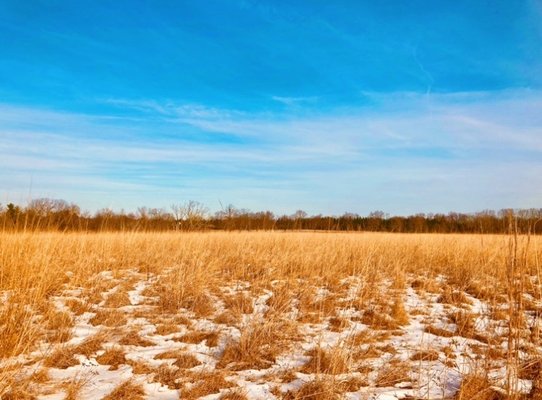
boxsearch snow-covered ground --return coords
[2,269,541,399]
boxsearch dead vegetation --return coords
[453,374,501,400]
[284,378,341,400]
[375,360,411,387]
[173,353,201,369]
[95,347,127,370]
[90,309,127,327]
[72,331,107,357]
[218,323,289,370]
[182,371,233,399]
[119,330,155,347]
[43,346,79,369]
[1,231,541,399]
[410,349,440,361]
[103,379,145,400]
[223,292,254,314]
[301,347,350,375]
[152,364,183,389]
[176,330,220,346]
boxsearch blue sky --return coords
[1,1,541,215]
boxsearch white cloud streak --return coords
[1,89,541,214]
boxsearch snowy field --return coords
[1,232,541,399]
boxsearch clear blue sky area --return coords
[1,1,541,215]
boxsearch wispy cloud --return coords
[1,89,542,214]
[146,89,542,153]
[271,95,319,106]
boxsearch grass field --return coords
[1,231,542,399]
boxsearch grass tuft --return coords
[103,380,145,400]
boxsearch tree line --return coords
[1,198,541,234]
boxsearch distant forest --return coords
[1,198,541,234]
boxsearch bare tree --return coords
[292,210,307,230]
[171,201,208,231]
[215,204,239,230]
[26,198,80,230]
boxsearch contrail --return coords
[413,44,434,95]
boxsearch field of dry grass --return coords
[1,231,542,399]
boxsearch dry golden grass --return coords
[173,353,201,369]
[375,360,411,387]
[390,297,410,326]
[221,319,298,372]
[346,329,391,346]
[284,378,341,400]
[410,277,440,292]
[266,284,293,315]
[119,330,155,347]
[328,316,350,332]
[360,308,399,330]
[1,367,52,400]
[104,290,131,308]
[47,327,72,343]
[176,330,220,346]
[45,310,74,331]
[453,374,501,400]
[182,371,233,399]
[61,376,87,400]
[30,368,50,384]
[223,292,254,314]
[154,349,200,368]
[72,331,108,357]
[95,347,127,370]
[1,231,541,398]
[410,349,440,361]
[438,286,473,306]
[424,325,455,338]
[154,323,181,335]
[354,344,382,360]
[448,310,491,343]
[214,310,241,325]
[154,349,185,359]
[218,323,282,370]
[0,301,41,358]
[152,364,183,389]
[531,365,542,400]
[1,387,38,400]
[65,298,91,315]
[220,390,248,400]
[155,274,215,317]
[301,346,351,375]
[89,308,128,327]
[126,359,154,375]
[43,345,79,369]
[103,379,145,400]
[298,291,337,318]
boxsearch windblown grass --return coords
[0,231,541,397]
